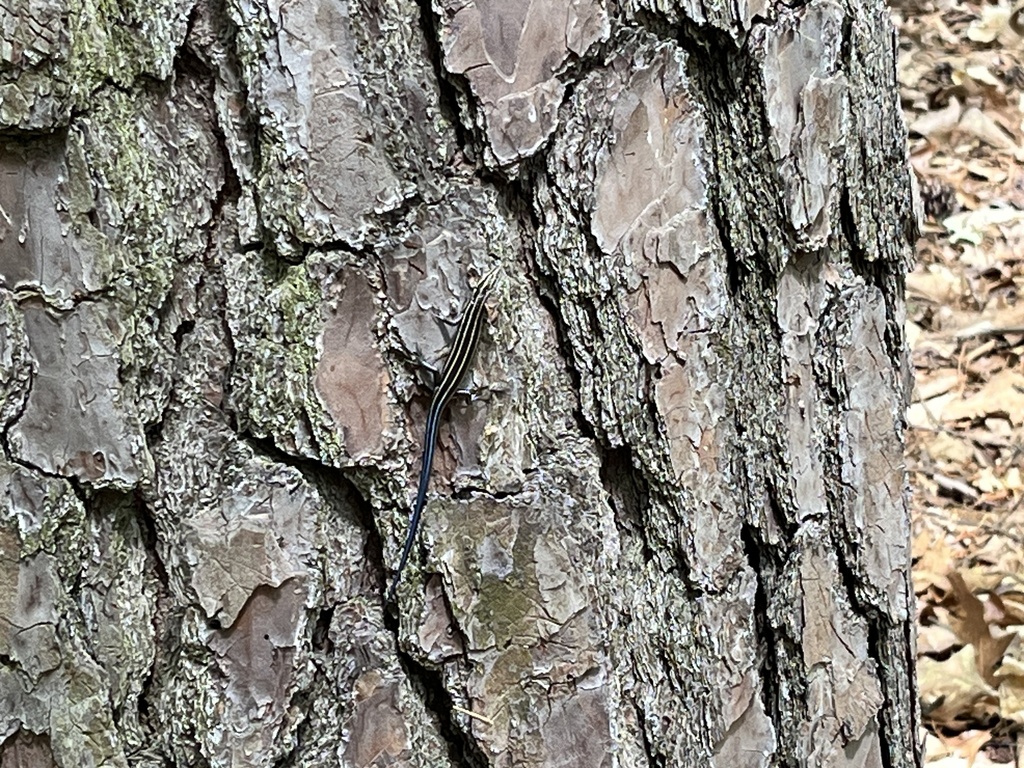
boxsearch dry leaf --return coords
[909,97,963,140]
[908,393,958,429]
[914,527,962,593]
[974,468,1006,494]
[967,4,1012,43]
[955,303,1024,339]
[919,645,1000,728]
[912,332,959,360]
[920,622,961,655]
[957,568,1009,601]
[959,107,1017,150]
[965,160,1008,183]
[947,572,1016,685]
[1013,0,1024,36]
[926,432,975,466]
[995,650,1024,724]
[915,370,963,402]
[964,65,1004,90]
[925,731,953,762]
[908,264,965,303]
[907,319,923,349]
[941,370,1024,426]
[898,0,1024,744]
[989,593,1024,625]
[937,729,993,767]
[943,207,1024,245]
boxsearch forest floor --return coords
[894,0,1024,764]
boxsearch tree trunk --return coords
[0,0,918,766]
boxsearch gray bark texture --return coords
[0,0,919,766]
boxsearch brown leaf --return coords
[968,4,1013,43]
[908,97,962,140]
[941,370,1024,426]
[948,572,1016,686]
[907,263,965,304]
[995,653,1024,724]
[914,369,963,402]
[919,621,960,656]
[989,593,1024,626]
[959,107,1017,150]
[919,645,1000,728]
[937,728,993,767]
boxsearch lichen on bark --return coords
[0,0,918,765]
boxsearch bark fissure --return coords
[740,522,780,733]
[633,699,667,768]
[242,428,389,597]
[388,622,489,768]
[598,444,655,564]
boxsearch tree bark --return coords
[0,0,919,767]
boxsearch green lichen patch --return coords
[70,78,224,428]
[225,251,342,461]
[68,0,191,105]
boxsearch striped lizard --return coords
[387,267,499,601]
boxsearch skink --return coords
[387,267,499,601]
